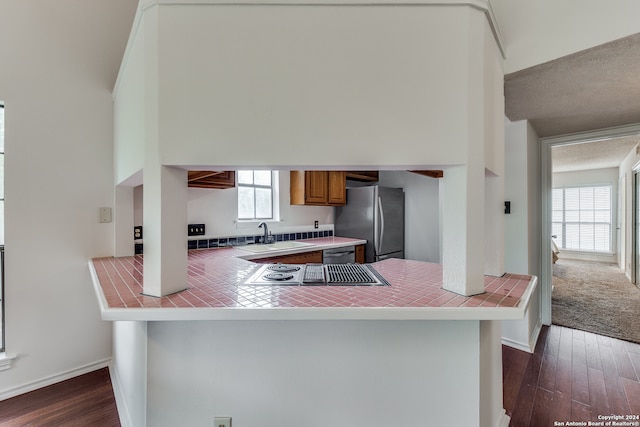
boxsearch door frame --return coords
[632,166,640,287]
[540,123,640,325]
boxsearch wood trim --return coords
[345,171,379,182]
[187,171,224,182]
[187,171,235,189]
[409,170,444,179]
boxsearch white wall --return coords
[146,320,481,427]
[154,5,474,168]
[134,171,334,238]
[492,0,640,73]
[552,167,619,263]
[502,119,542,352]
[114,13,145,186]
[111,321,148,427]
[377,171,440,263]
[0,0,135,398]
[504,120,539,274]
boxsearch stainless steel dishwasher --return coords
[322,246,356,264]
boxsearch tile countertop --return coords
[89,236,538,322]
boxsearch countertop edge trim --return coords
[100,305,527,322]
[88,260,111,317]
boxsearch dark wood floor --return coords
[504,324,640,427]
[0,367,120,427]
[1,325,639,426]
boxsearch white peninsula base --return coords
[111,319,510,427]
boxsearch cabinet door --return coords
[253,250,323,264]
[327,171,346,205]
[305,171,328,204]
[355,244,365,264]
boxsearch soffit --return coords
[504,33,640,139]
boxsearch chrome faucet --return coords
[258,221,271,244]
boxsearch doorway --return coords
[634,169,640,287]
[545,128,640,343]
[541,123,640,326]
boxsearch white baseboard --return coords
[502,319,543,353]
[501,336,532,353]
[496,409,511,427]
[529,318,543,352]
[109,363,133,427]
[0,358,110,401]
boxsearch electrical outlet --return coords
[214,417,232,427]
[314,220,319,229]
[188,223,206,236]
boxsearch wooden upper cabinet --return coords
[305,171,329,204]
[327,171,346,205]
[290,171,346,206]
[187,171,236,189]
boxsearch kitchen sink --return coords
[239,241,313,253]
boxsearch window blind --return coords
[552,185,612,253]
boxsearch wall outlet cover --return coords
[213,417,232,427]
[188,223,206,236]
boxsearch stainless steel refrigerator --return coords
[334,185,404,263]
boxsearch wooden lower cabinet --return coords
[254,245,365,265]
[355,244,365,264]
[252,250,323,265]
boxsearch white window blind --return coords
[552,185,612,253]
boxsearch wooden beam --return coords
[409,170,444,179]
[187,171,224,182]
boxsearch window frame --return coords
[0,103,5,354]
[552,184,613,254]
[236,170,278,221]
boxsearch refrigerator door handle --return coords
[377,196,385,255]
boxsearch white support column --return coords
[139,6,187,297]
[142,165,188,297]
[479,320,510,427]
[114,185,135,257]
[441,165,485,296]
[484,172,505,277]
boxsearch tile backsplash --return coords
[134,229,333,254]
[188,230,333,250]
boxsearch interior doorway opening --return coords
[542,123,640,343]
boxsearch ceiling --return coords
[504,32,640,172]
[551,136,638,173]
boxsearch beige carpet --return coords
[552,258,640,344]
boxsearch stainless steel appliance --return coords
[322,246,356,264]
[243,263,389,286]
[335,186,404,263]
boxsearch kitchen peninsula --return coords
[90,237,536,427]
[106,0,523,424]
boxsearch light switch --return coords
[99,207,112,223]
